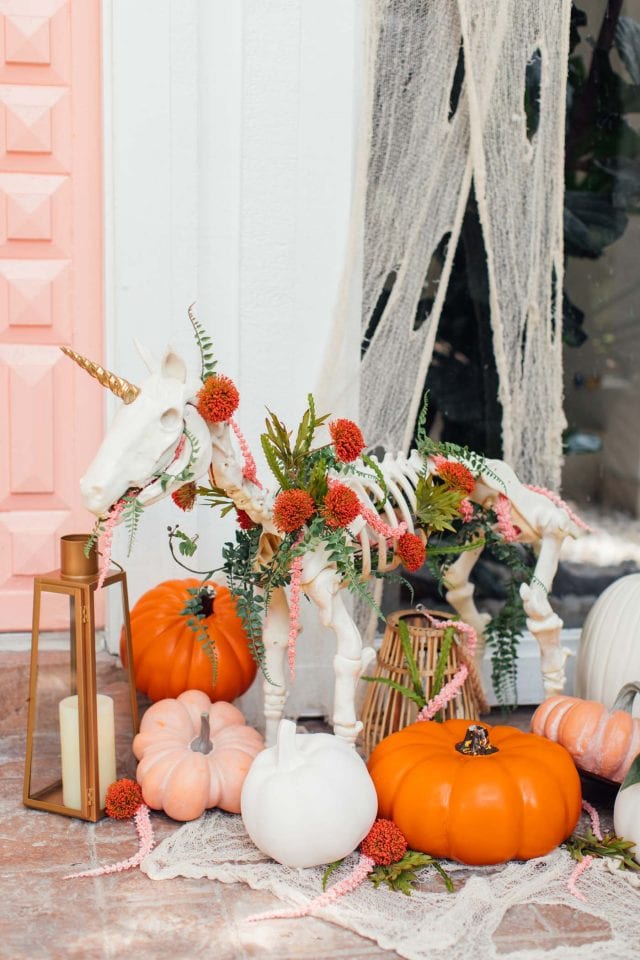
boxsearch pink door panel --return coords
[0,0,104,630]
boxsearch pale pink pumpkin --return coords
[133,690,264,820]
[531,682,640,783]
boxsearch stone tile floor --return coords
[0,651,623,959]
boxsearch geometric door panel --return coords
[0,0,103,629]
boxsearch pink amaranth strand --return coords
[229,417,263,489]
[64,805,155,879]
[287,541,305,683]
[459,497,474,523]
[494,493,520,543]
[525,484,592,532]
[566,800,604,901]
[247,855,375,922]
[358,504,407,541]
[97,499,126,589]
[416,618,477,721]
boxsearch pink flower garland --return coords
[230,417,263,489]
[64,805,155,879]
[416,619,477,722]
[97,499,125,589]
[494,493,520,543]
[459,497,474,523]
[287,541,304,683]
[525,484,592,532]
[247,854,375,923]
[567,800,603,902]
[358,504,407,541]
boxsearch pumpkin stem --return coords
[190,712,214,755]
[455,724,498,756]
[275,719,300,771]
[612,682,640,715]
[197,586,216,619]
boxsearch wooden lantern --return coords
[360,608,488,757]
[23,535,139,821]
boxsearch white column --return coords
[103,0,364,725]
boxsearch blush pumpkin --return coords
[367,719,581,865]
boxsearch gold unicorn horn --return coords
[60,346,140,404]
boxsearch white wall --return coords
[103,0,364,721]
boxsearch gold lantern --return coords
[23,535,139,820]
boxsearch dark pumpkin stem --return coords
[197,586,216,618]
[455,724,498,756]
[190,712,214,755]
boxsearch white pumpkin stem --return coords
[275,719,300,771]
[612,682,640,714]
[190,712,214,755]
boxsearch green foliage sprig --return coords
[370,851,454,895]
[565,829,640,873]
[188,303,217,382]
[181,585,218,683]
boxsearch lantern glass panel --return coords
[27,588,82,810]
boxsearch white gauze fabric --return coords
[142,809,640,960]
[318,0,571,489]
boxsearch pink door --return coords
[0,0,104,630]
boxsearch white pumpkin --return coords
[613,754,640,864]
[576,574,640,712]
[240,719,378,868]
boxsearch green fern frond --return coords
[187,303,217,381]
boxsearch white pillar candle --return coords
[59,694,117,810]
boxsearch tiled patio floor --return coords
[0,651,623,959]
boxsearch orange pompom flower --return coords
[397,531,426,572]
[432,455,475,495]
[196,374,240,423]
[236,508,256,530]
[323,483,361,529]
[171,481,197,512]
[273,489,315,533]
[105,779,144,820]
[329,419,365,463]
[360,819,408,866]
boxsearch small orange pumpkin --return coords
[367,719,581,865]
[133,689,264,820]
[531,682,640,782]
[121,578,257,702]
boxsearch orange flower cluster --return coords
[434,457,475,495]
[273,488,315,533]
[397,531,426,572]
[329,418,365,463]
[323,483,361,529]
[171,481,197,512]
[196,374,240,423]
[360,818,408,866]
[105,779,144,820]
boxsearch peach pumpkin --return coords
[531,682,640,783]
[133,689,264,820]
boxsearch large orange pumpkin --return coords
[121,579,257,702]
[367,719,581,865]
[531,683,640,782]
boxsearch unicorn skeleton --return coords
[63,341,586,747]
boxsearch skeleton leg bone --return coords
[444,544,491,664]
[261,586,290,746]
[520,531,569,699]
[306,567,375,747]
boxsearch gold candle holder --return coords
[23,535,139,820]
